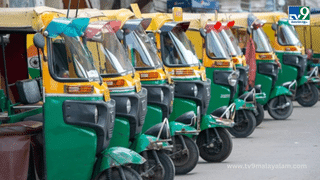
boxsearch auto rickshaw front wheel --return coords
[255,103,264,127]
[196,128,232,162]
[267,95,293,120]
[133,150,175,180]
[296,83,319,107]
[97,166,142,180]
[227,110,256,138]
[170,135,199,175]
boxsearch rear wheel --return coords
[196,128,232,162]
[255,103,264,127]
[169,135,199,175]
[268,96,293,120]
[133,151,175,180]
[228,110,256,138]
[296,83,319,107]
[98,166,142,180]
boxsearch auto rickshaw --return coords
[0,7,145,180]
[141,7,238,166]
[77,10,175,179]
[100,7,200,175]
[262,16,320,107]
[183,13,257,137]
[229,13,293,120]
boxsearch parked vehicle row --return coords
[0,5,317,180]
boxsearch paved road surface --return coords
[175,102,320,180]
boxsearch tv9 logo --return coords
[289,6,310,25]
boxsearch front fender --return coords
[94,147,146,176]
[233,98,255,110]
[269,86,292,100]
[169,121,198,138]
[200,114,232,130]
[298,76,308,87]
[131,134,170,153]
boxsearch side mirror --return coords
[33,33,45,49]
[242,48,247,55]
[200,28,206,38]
[147,33,156,43]
[247,27,251,35]
[116,29,124,40]
[271,23,277,31]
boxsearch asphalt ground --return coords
[175,102,320,180]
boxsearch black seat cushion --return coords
[211,106,228,118]
[175,111,195,126]
[16,79,41,104]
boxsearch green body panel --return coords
[298,75,309,86]
[142,105,163,132]
[169,97,197,122]
[169,121,196,138]
[275,51,300,86]
[255,60,274,105]
[44,96,102,180]
[205,67,232,113]
[313,53,320,58]
[172,77,201,81]
[269,86,292,100]
[108,117,131,148]
[233,98,255,110]
[140,80,167,85]
[200,114,228,130]
[28,68,40,79]
[232,84,240,101]
[130,134,157,153]
[95,147,146,176]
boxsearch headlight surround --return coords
[94,106,98,124]
[126,99,131,114]
[193,85,198,97]
[160,89,164,102]
[228,71,238,86]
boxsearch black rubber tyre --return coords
[170,135,199,175]
[133,151,175,180]
[255,103,264,127]
[228,110,256,138]
[268,96,293,120]
[296,83,319,107]
[98,166,142,180]
[196,128,232,162]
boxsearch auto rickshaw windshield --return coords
[278,24,302,46]
[219,29,242,56]
[126,24,162,69]
[162,29,200,66]
[89,30,134,76]
[50,34,100,81]
[207,30,230,59]
[252,28,273,53]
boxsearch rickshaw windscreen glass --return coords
[207,31,230,59]
[93,31,133,75]
[278,25,302,46]
[51,34,100,80]
[162,30,200,66]
[252,28,273,53]
[219,29,242,56]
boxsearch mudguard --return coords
[94,147,146,176]
[169,121,198,138]
[233,98,255,110]
[200,114,232,130]
[297,76,308,87]
[269,86,292,100]
[131,134,170,153]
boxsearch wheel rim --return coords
[272,96,290,115]
[299,85,314,102]
[202,133,222,154]
[172,138,189,167]
[138,152,164,180]
[233,111,249,132]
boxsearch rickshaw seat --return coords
[23,113,44,122]
[15,79,41,105]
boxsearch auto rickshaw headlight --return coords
[126,99,131,114]
[193,85,198,97]
[94,107,98,124]
[228,73,238,86]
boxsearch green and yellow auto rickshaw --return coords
[0,7,145,180]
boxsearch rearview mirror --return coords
[200,28,206,38]
[271,23,277,31]
[116,29,124,40]
[33,33,45,49]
